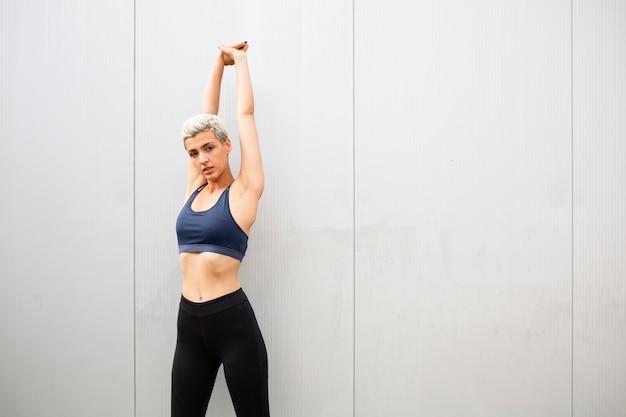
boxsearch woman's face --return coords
[185,130,232,180]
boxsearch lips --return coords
[203,167,214,175]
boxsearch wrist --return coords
[233,51,247,64]
[214,51,225,66]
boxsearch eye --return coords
[189,151,198,157]
[205,145,214,152]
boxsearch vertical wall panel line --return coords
[570,2,574,416]
[133,0,137,415]
[351,0,356,415]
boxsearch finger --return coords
[227,41,246,50]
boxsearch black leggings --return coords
[171,288,269,417]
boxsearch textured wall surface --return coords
[1,1,624,416]
[134,1,354,416]
[354,1,573,416]
[573,1,626,416]
[0,1,135,416]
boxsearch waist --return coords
[180,252,241,301]
[180,288,247,316]
[180,251,241,274]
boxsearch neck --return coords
[203,170,234,192]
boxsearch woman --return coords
[172,41,269,417]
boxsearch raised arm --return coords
[220,43,264,197]
[185,50,227,199]
[186,43,250,199]
[201,51,225,114]
[202,41,248,114]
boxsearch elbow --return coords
[237,106,254,118]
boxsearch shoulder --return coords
[185,178,207,202]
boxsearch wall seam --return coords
[133,0,138,415]
[570,1,575,416]
[352,0,356,415]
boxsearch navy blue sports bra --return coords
[176,185,248,261]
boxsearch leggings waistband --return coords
[180,288,247,316]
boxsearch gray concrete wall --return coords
[1,1,624,416]
[0,1,135,416]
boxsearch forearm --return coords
[201,52,225,114]
[231,51,262,192]
[234,53,254,116]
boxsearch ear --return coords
[223,138,233,152]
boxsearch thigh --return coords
[220,302,269,417]
[171,310,221,417]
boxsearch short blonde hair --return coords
[181,114,229,143]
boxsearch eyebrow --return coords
[187,141,215,152]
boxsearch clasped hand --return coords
[219,41,248,66]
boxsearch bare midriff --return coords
[179,252,242,302]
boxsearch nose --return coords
[199,152,209,164]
